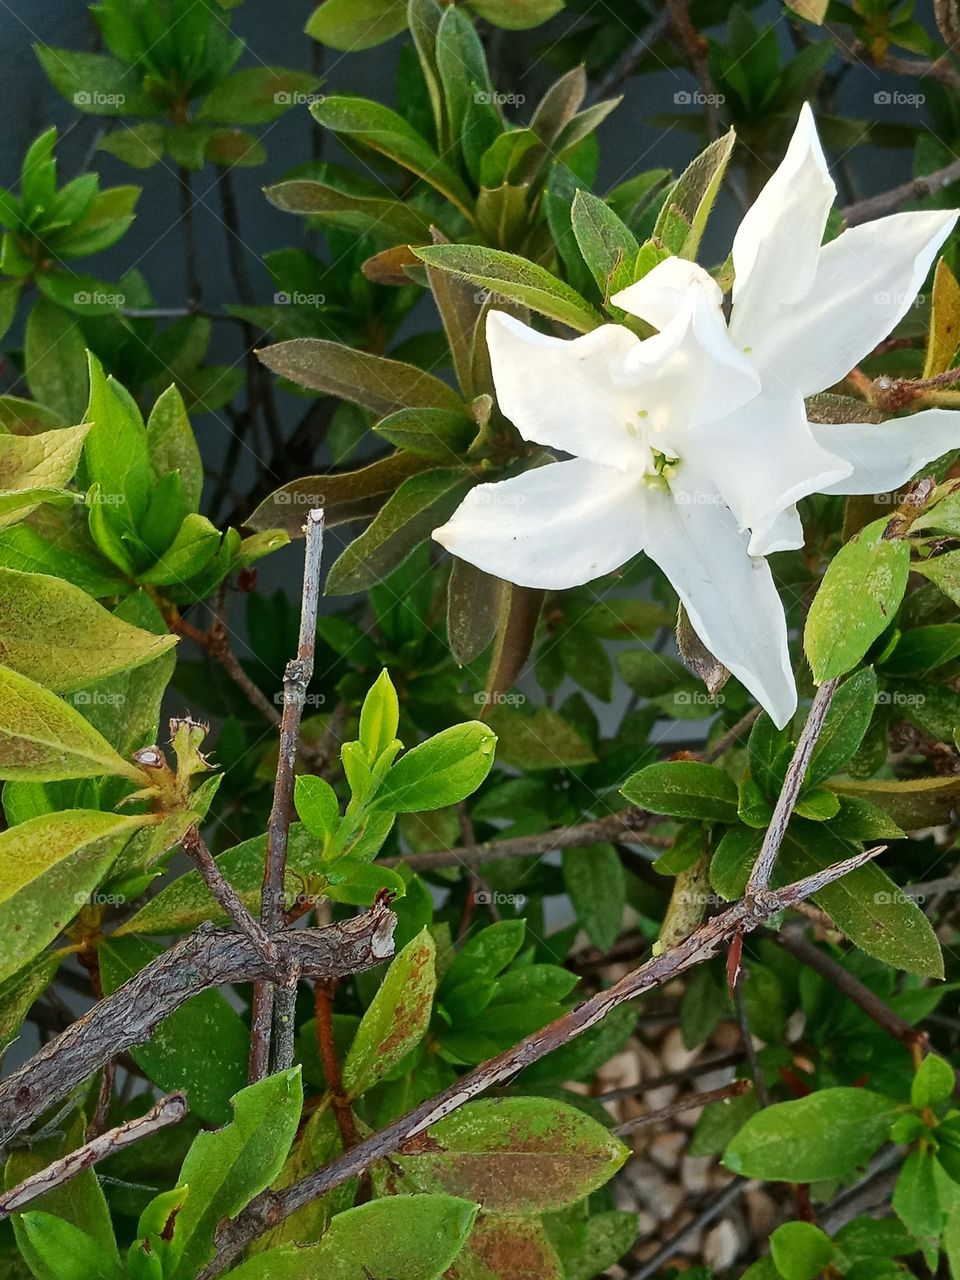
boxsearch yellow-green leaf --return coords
[0,665,145,782]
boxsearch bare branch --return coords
[842,155,960,225]
[201,845,881,1277]
[745,679,840,896]
[181,826,276,959]
[0,1094,188,1219]
[385,807,667,873]
[0,905,395,1147]
[251,508,325,1081]
[613,1079,751,1136]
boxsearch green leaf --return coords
[723,1089,901,1181]
[374,407,478,459]
[805,518,910,682]
[390,1096,628,1213]
[0,568,175,691]
[779,824,943,977]
[0,953,60,1054]
[265,178,434,243]
[165,1068,304,1279]
[24,298,89,424]
[34,46,156,116]
[343,928,436,1098]
[481,704,595,770]
[413,244,603,333]
[562,844,625,951]
[748,711,792,798]
[0,810,144,982]
[912,1052,955,1108]
[373,722,496,812]
[6,1108,118,1278]
[99,124,166,169]
[570,189,640,301]
[311,96,473,214]
[770,1223,835,1280]
[436,6,492,145]
[469,0,564,27]
[441,919,525,996]
[893,1149,942,1247]
[295,775,340,842]
[82,353,154,533]
[225,1195,477,1280]
[621,760,738,823]
[806,667,877,787]
[359,669,401,761]
[197,68,321,124]
[0,424,88,530]
[76,590,177,756]
[307,0,408,52]
[137,513,220,586]
[653,128,736,259]
[99,937,249,1126]
[258,338,464,416]
[0,665,146,782]
[326,467,473,594]
[146,385,203,513]
[17,1214,122,1280]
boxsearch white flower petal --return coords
[730,102,836,349]
[687,394,851,553]
[810,408,960,495]
[744,209,958,398]
[486,311,648,471]
[614,285,760,443]
[612,256,722,332]
[432,458,646,590]
[641,466,797,728]
[752,504,805,556]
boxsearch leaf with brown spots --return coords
[445,1212,563,1280]
[342,928,437,1100]
[392,1097,629,1215]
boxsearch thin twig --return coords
[594,1049,746,1103]
[702,706,762,764]
[181,826,277,958]
[0,1094,189,1219]
[315,979,358,1150]
[666,0,722,138]
[591,9,672,100]
[251,509,325,1081]
[385,807,666,872]
[842,154,960,225]
[613,1079,751,1135]
[746,679,841,895]
[201,844,882,1276]
[629,1179,755,1280]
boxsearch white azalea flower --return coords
[433,105,960,728]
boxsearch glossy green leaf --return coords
[805,518,910,682]
[226,1195,477,1280]
[723,1088,901,1180]
[373,722,496,812]
[562,844,625,952]
[621,760,738,823]
[0,424,89,531]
